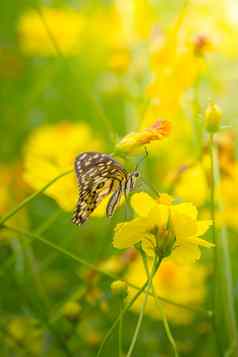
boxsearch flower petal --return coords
[170,244,201,264]
[171,210,197,239]
[131,192,157,217]
[149,204,169,227]
[196,220,213,236]
[171,203,198,219]
[185,236,215,248]
[113,218,152,249]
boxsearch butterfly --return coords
[72,152,139,225]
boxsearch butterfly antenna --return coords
[140,176,160,198]
[135,146,149,172]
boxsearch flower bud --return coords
[116,119,171,153]
[205,102,222,133]
[111,280,128,298]
[156,229,175,259]
[194,34,212,56]
[8,319,25,342]
[63,301,81,321]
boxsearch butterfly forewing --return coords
[72,152,127,225]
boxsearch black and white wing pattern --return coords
[72,152,128,225]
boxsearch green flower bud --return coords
[111,280,128,298]
[63,301,81,321]
[205,102,222,133]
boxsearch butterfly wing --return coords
[106,187,123,217]
[72,152,127,225]
[72,177,114,224]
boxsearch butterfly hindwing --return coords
[72,175,115,224]
[106,186,122,217]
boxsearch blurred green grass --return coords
[1,1,238,356]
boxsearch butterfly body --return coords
[72,152,139,225]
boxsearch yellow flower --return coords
[116,119,171,153]
[125,256,209,324]
[113,192,213,264]
[182,0,238,58]
[0,164,28,233]
[143,7,206,128]
[109,48,131,72]
[23,122,103,212]
[18,7,84,56]
[115,0,155,44]
[175,164,209,207]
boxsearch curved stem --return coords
[126,257,160,357]
[3,224,212,319]
[142,253,179,357]
[0,169,73,226]
[97,281,149,357]
[119,299,123,357]
[126,290,148,357]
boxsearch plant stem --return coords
[209,134,238,356]
[97,280,149,357]
[0,169,73,226]
[3,224,212,319]
[119,299,123,357]
[126,257,161,357]
[142,253,179,357]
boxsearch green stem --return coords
[209,134,238,356]
[0,210,61,278]
[97,280,149,357]
[126,289,149,357]
[126,256,160,357]
[119,299,123,357]
[0,169,73,226]
[209,134,220,356]
[3,224,212,319]
[210,135,216,247]
[142,253,179,357]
